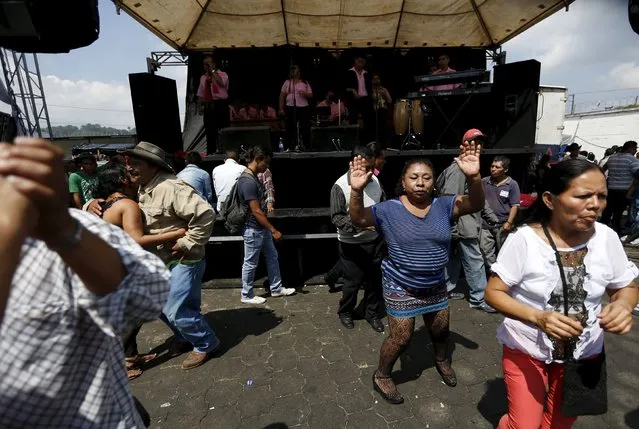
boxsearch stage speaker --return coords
[0,111,16,141]
[311,125,359,152]
[491,59,541,150]
[0,0,99,53]
[219,126,271,152]
[630,0,639,35]
[129,73,182,155]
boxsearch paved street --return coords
[132,285,639,429]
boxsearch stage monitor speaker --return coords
[219,126,271,152]
[129,73,182,155]
[311,125,359,152]
[0,0,99,53]
[491,59,541,150]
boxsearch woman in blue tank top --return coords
[349,141,485,404]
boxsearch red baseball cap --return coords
[462,128,486,143]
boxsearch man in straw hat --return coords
[89,141,219,369]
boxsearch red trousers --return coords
[498,346,578,429]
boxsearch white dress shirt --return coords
[212,159,245,212]
[492,223,637,363]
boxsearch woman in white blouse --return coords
[485,159,638,429]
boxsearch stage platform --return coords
[202,147,542,162]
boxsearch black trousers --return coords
[601,189,628,232]
[203,99,230,154]
[285,106,311,149]
[123,325,142,358]
[348,96,375,143]
[325,260,343,284]
[337,238,384,321]
[374,108,389,145]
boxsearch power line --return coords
[47,103,133,113]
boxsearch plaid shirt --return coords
[258,168,275,205]
[0,209,170,428]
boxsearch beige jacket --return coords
[138,172,215,263]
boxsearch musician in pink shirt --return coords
[259,105,278,120]
[317,90,347,124]
[197,55,230,154]
[279,65,313,151]
[422,54,463,92]
[238,103,259,120]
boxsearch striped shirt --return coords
[605,152,639,190]
[372,196,456,290]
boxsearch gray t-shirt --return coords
[237,173,265,230]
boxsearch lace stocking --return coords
[424,308,452,375]
[375,316,415,394]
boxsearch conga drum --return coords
[393,99,409,135]
[411,100,424,134]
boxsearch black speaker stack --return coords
[128,73,183,155]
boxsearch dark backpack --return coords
[220,172,259,234]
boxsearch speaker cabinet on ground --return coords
[491,59,541,150]
[218,126,271,152]
[311,125,359,152]
[129,73,182,155]
[0,0,99,53]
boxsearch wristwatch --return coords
[48,218,84,252]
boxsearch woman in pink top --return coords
[279,65,312,151]
[486,159,638,429]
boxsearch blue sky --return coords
[14,0,639,129]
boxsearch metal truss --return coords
[0,49,52,138]
[147,51,189,73]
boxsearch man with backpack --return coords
[231,146,296,304]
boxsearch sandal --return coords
[372,371,404,405]
[435,358,457,387]
[127,367,143,380]
[125,353,157,366]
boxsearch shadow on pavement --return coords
[204,307,284,357]
[263,424,289,429]
[141,307,283,370]
[393,327,479,385]
[477,378,508,426]
[626,408,639,429]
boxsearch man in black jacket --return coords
[345,56,374,143]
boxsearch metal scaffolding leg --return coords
[0,49,52,138]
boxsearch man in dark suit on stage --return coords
[345,55,374,143]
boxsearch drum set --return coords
[393,96,429,149]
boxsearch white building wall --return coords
[536,86,567,146]
[563,109,639,160]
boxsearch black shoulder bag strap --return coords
[541,223,608,416]
[541,223,570,319]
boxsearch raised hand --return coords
[454,140,481,177]
[349,155,372,192]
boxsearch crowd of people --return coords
[0,130,638,428]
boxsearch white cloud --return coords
[604,62,639,89]
[31,65,188,132]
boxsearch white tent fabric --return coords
[117,0,573,50]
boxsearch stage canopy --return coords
[116,0,573,50]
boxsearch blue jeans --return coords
[445,238,487,306]
[242,226,283,299]
[161,260,219,354]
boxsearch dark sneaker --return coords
[470,302,497,313]
[339,314,354,329]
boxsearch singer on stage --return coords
[197,55,230,155]
[279,65,313,151]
